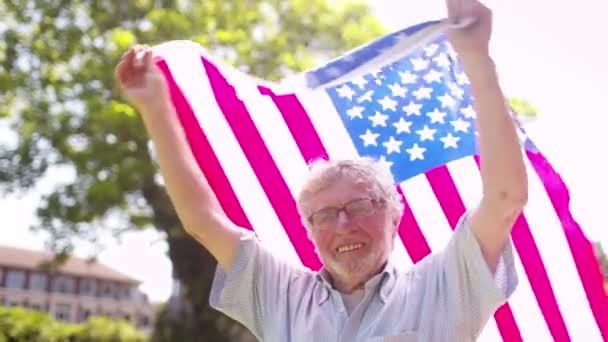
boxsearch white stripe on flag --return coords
[162,49,301,267]
[523,158,602,342]
[399,174,453,252]
[447,157,551,341]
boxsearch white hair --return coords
[296,156,404,229]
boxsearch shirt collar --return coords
[315,258,398,305]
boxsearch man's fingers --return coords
[143,49,154,71]
[115,44,154,91]
[446,0,463,18]
[447,0,478,20]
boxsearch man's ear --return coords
[391,213,401,238]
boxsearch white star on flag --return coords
[460,105,476,119]
[411,57,430,71]
[424,44,439,56]
[433,53,451,68]
[352,76,368,89]
[403,101,422,116]
[450,118,471,133]
[383,136,402,154]
[440,132,460,148]
[378,96,398,111]
[448,82,465,99]
[438,93,456,109]
[456,72,470,85]
[346,105,364,119]
[359,129,380,146]
[388,83,407,98]
[416,125,436,141]
[426,108,447,124]
[406,143,426,161]
[413,87,433,100]
[399,70,418,84]
[369,111,389,127]
[336,84,355,100]
[378,155,394,169]
[423,69,443,83]
[393,117,413,134]
[357,90,373,103]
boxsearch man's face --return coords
[305,176,397,283]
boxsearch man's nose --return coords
[335,210,351,229]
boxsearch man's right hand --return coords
[115,45,170,113]
[113,44,242,271]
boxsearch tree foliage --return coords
[0,0,385,340]
[0,307,145,342]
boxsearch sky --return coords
[1,0,607,303]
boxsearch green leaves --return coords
[0,307,145,342]
[112,28,136,51]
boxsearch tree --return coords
[0,307,145,341]
[0,0,385,340]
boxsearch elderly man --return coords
[115,0,527,340]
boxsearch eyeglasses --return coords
[307,197,385,228]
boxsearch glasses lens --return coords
[345,198,375,216]
[310,208,337,226]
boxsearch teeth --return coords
[337,243,364,253]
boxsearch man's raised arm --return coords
[114,45,241,270]
[447,0,528,272]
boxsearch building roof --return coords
[0,245,140,285]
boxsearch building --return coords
[0,245,157,334]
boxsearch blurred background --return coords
[0,0,606,340]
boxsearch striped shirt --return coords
[210,212,518,341]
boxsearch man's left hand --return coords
[446,0,493,61]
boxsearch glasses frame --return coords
[307,197,386,228]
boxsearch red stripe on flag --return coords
[425,165,464,228]
[202,58,322,270]
[396,186,432,263]
[526,150,608,341]
[425,164,522,341]
[511,215,571,341]
[156,59,253,231]
[471,155,571,341]
[258,86,329,162]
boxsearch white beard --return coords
[326,247,382,281]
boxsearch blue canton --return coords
[326,33,479,183]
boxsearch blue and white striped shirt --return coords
[210,213,517,341]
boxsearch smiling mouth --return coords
[336,243,365,253]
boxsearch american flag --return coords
[151,19,608,341]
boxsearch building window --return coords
[77,308,93,323]
[6,298,21,307]
[30,302,43,311]
[6,270,25,289]
[138,315,149,327]
[79,279,97,297]
[54,303,72,321]
[53,276,75,294]
[123,287,133,300]
[29,272,47,292]
[100,282,114,298]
